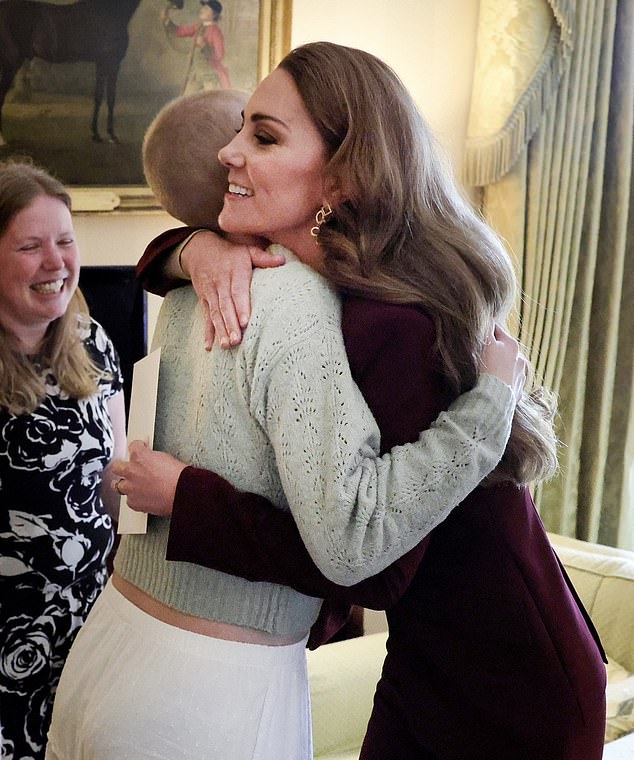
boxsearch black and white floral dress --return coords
[0,319,123,760]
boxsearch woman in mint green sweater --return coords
[46,45,533,760]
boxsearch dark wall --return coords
[78,265,147,417]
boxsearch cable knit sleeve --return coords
[248,260,515,585]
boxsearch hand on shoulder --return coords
[479,324,527,403]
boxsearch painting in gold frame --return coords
[0,0,292,210]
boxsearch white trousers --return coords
[46,581,312,760]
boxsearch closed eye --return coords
[255,132,276,145]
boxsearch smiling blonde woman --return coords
[0,160,126,760]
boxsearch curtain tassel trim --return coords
[463,0,574,187]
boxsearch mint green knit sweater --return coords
[115,247,514,637]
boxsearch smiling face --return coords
[217,68,330,267]
[0,194,79,352]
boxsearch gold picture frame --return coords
[0,0,292,212]
[258,0,293,86]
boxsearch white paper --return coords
[117,348,161,534]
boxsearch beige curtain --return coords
[464,0,634,548]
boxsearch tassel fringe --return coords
[463,0,574,187]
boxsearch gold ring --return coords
[114,478,124,496]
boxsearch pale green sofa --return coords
[307,534,634,760]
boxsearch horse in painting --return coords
[0,0,184,144]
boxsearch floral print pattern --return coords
[0,319,122,760]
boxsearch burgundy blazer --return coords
[137,229,607,759]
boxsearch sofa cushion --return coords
[605,658,634,743]
[552,541,634,674]
[308,633,387,759]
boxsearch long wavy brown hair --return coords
[279,42,558,486]
[0,160,103,415]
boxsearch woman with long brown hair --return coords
[128,44,606,759]
[49,42,603,759]
[132,43,606,759]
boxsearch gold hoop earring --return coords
[310,203,333,240]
